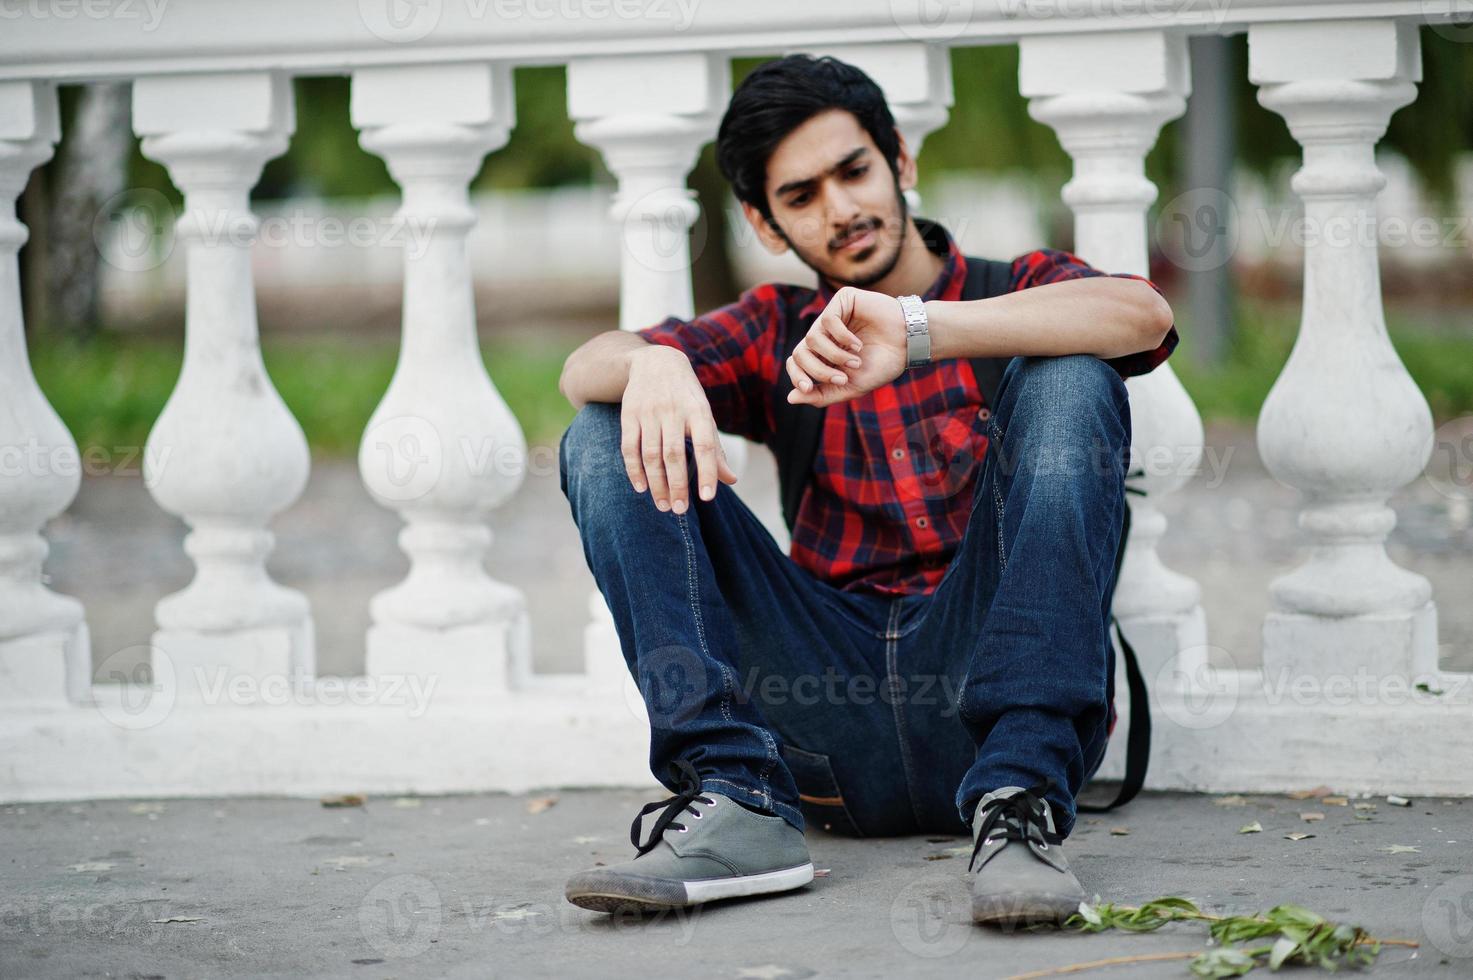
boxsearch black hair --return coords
[715,54,902,222]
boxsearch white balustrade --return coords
[0,80,91,707]
[567,53,732,692]
[133,71,314,698]
[350,62,530,698]
[0,2,1469,803]
[1021,32,1209,683]
[1249,20,1438,681]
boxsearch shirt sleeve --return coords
[1009,247,1179,380]
[633,283,782,444]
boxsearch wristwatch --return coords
[898,294,930,369]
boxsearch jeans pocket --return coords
[779,742,864,838]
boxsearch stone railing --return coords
[1,1,1469,802]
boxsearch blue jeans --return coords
[558,353,1130,841]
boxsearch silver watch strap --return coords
[899,294,930,368]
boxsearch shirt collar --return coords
[796,216,967,321]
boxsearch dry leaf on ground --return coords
[1286,786,1333,800]
[320,794,365,808]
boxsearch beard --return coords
[770,179,911,291]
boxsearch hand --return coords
[620,344,738,514]
[786,286,909,408]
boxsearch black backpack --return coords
[767,255,1149,813]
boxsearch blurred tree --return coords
[17,31,1471,342]
[42,82,132,341]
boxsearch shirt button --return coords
[978,408,991,420]
[916,516,929,529]
[891,447,905,460]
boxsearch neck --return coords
[850,217,944,298]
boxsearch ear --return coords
[894,128,918,194]
[741,200,790,256]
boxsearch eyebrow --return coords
[773,146,869,200]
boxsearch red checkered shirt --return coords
[635,218,1178,597]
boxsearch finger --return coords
[717,452,739,485]
[820,311,864,356]
[794,342,847,387]
[787,382,831,408]
[661,412,690,514]
[786,351,816,394]
[808,325,861,370]
[620,409,647,493]
[689,413,721,503]
[640,415,671,511]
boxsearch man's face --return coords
[750,108,915,290]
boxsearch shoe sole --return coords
[566,862,815,914]
[971,892,1085,927]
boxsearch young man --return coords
[557,54,1176,925]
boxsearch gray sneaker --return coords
[966,780,1087,927]
[565,760,814,914]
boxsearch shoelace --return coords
[967,777,1055,873]
[630,758,715,856]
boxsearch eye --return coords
[847,166,868,179]
[789,193,811,207]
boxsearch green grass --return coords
[27,302,1473,461]
[1172,300,1473,423]
[30,333,580,459]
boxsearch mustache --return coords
[830,217,882,251]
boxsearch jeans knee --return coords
[559,401,623,496]
[1000,355,1130,486]
[1010,355,1129,440]
[1015,354,1125,412]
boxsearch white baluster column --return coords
[351,63,528,697]
[566,54,731,693]
[0,80,92,706]
[1021,32,1208,681]
[133,71,313,696]
[797,43,953,212]
[1249,20,1437,681]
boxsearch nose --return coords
[824,183,862,244]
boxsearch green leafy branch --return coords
[1042,897,1415,978]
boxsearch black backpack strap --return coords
[771,309,826,534]
[962,256,1016,411]
[1078,481,1150,813]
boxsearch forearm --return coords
[924,277,1172,362]
[559,330,688,410]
